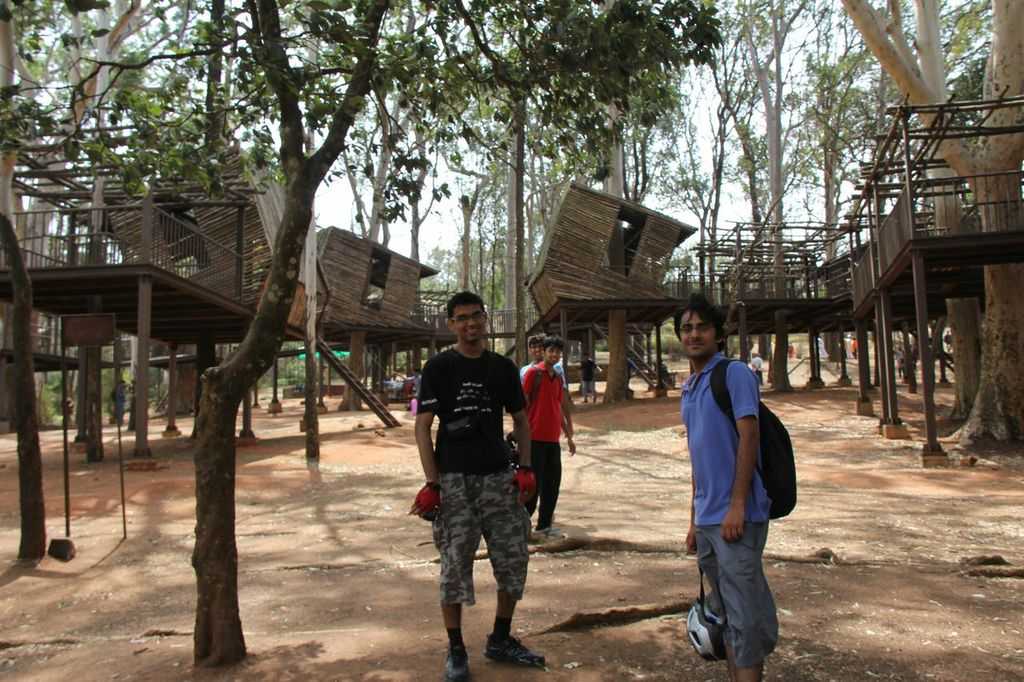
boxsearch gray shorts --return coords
[581,380,596,395]
[695,522,778,667]
[432,470,531,605]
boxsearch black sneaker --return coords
[484,634,545,668]
[444,645,470,682]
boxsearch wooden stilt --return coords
[163,343,181,437]
[133,276,152,457]
[911,251,945,463]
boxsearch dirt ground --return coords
[1,377,1023,681]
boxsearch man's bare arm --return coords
[721,415,760,541]
[414,411,439,483]
[511,408,532,467]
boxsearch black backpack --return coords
[709,360,796,519]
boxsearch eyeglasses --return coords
[679,322,714,335]
[451,310,487,324]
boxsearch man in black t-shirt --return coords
[410,291,544,682]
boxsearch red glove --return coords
[514,466,536,503]
[410,482,441,518]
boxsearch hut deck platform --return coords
[0,264,302,344]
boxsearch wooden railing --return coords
[0,203,242,299]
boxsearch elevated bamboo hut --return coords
[527,183,696,389]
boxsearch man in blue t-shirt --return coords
[676,293,777,682]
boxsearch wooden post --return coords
[737,303,749,363]
[134,275,152,457]
[837,328,852,386]
[873,316,889,423]
[317,349,327,413]
[806,329,824,389]
[855,320,873,416]
[163,343,180,437]
[877,289,908,438]
[428,335,437,358]
[268,355,282,414]
[654,323,667,397]
[347,331,366,411]
[235,206,245,299]
[140,194,153,264]
[559,307,568,344]
[911,251,944,463]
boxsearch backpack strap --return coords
[708,358,765,479]
[709,360,734,423]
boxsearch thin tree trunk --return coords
[513,102,527,366]
[303,332,319,459]
[771,310,792,391]
[0,214,47,562]
[947,298,981,419]
[604,309,629,403]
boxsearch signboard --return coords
[61,314,116,348]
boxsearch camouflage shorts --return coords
[432,469,531,605]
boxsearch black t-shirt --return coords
[417,349,525,474]
[580,359,597,382]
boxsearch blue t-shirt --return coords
[681,353,771,526]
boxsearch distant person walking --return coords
[522,335,576,536]
[675,293,778,682]
[411,291,545,681]
[580,355,600,403]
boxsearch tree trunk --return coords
[0,214,47,562]
[346,331,366,411]
[460,196,472,289]
[947,298,980,419]
[771,310,792,391]
[513,102,527,366]
[962,263,1024,442]
[961,175,1024,443]
[192,371,246,666]
[303,332,319,459]
[603,309,628,403]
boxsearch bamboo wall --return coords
[530,184,695,315]
[318,228,429,330]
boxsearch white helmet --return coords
[686,570,726,661]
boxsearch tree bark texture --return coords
[346,331,366,411]
[304,332,320,460]
[192,370,246,666]
[947,298,981,419]
[771,310,792,391]
[0,214,47,561]
[603,310,628,403]
[513,104,527,367]
[962,263,1024,442]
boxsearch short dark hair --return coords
[673,292,726,341]
[446,291,486,318]
[542,334,564,350]
[527,334,544,347]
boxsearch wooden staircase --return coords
[589,323,658,389]
[316,337,400,428]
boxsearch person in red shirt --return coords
[522,335,576,535]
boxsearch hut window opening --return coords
[363,251,391,309]
[607,209,646,276]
